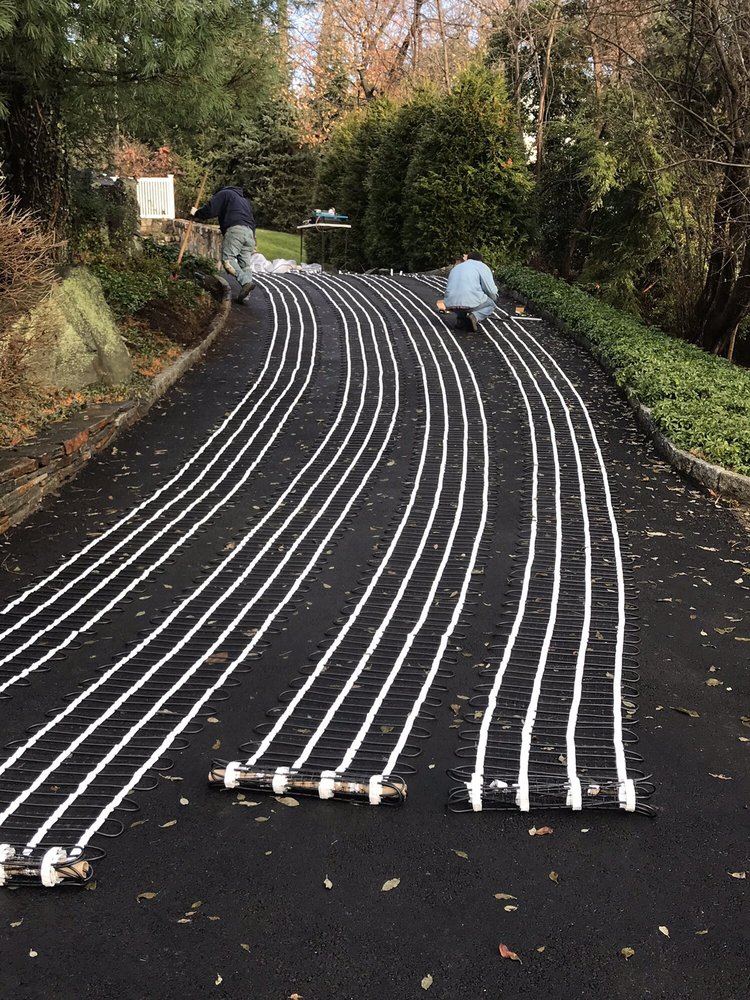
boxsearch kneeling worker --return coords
[443,252,498,332]
[192,185,257,303]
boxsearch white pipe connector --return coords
[318,770,336,800]
[368,774,384,806]
[0,844,15,886]
[40,847,68,888]
[272,767,290,795]
[223,760,241,789]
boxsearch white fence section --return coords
[136,175,175,219]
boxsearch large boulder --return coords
[25,268,132,390]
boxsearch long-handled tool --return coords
[170,170,208,280]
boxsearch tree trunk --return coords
[435,0,450,89]
[536,1,562,178]
[696,146,750,350]
[1,84,70,234]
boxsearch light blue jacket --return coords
[444,259,498,309]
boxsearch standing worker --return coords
[443,251,498,332]
[192,185,257,303]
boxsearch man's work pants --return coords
[222,225,256,286]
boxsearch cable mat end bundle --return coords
[208,762,407,804]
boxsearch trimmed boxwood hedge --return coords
[496,264,750,478]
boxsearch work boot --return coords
[466,312,478,333]
[238,280,256,303]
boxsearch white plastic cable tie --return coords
[567,777,583,811]
[319,770,336,800]
[467,774,483,813]
[40,847,68,888]
[272,766,290,795]
[0,844,16,886]
[515,779,530,812]
[619,778,637,812]
[368,774,384,806]
[223,760,241,789]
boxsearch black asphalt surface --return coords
[0,277,747,1000]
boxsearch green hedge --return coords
[496,264,750,477]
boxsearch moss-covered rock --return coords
[25,268,132,390]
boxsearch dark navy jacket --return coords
[195,187,256,235]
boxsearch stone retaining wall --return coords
[0,295,231,535]
[140,218,222,262]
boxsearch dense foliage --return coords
[312,66,532,270]
[498,264,750,477]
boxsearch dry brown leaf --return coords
[324,876,333,890]
[159,820,177,828]
[729,871,746,879]
[494,893,516,900]
[529,825,553,836]
[659,926,670,938]
[254,816,270,823]
[275,796,300,807]
[709,773,732,780]
[214,974,223,986]
[382,878,401,892]
[207,717,220,724]
[705,678,722,687]
[536,946,546,953]
[240,943,251,952]
[621,947,635,960]
[504,905,518,912]
[179,797,189,806]
[212,739,221,750]
[672,707,700,718]
[207,651,228,664]
[452,849,469,860]
[695,930,709,936]
[549,871,560,884]
[29,949,38,958]
[498,943,521,963]
[137,891,158,901]
[421,974,434,990]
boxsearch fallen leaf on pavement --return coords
[214,974,223,986]
[137,891,158,901]
[621,947,635,960]
[659,926,670,938]
[695,930,709,936]
[179,797,189,806]
[275,796,300,807]
[504,905,518,912]
[709,773,732,780]
[671,707,700,718]
[421,974,433,990]
[729,871,746,879]
[452,850,469,860]
[705,679,722,687]
[382,878,400,891]
[529,825,553,836]
[29,949,37,958]
[498,943,521,962]
[159,820,177,828]
[494,893,516,900]
[536,946,546,953]
[324,877,333,890]
[549,871,560,884]
[10,920,23,928]
[240,944,251,952]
